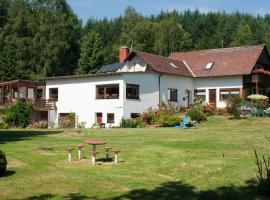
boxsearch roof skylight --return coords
[169,62,178,69]
[205,62,214,69]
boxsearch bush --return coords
[215,108,227,116]
[159,114,180,127]
[203,103,216,116]
[226,96,243,119]
[28,120,48,129]
[187,97,207,122]
[2,98,33,128]
[255,149,270,195]
[0,150,7,176]
[62,113,75,129]
[187,107,206,122]
[120,118,146,128]
[0,122,9,129]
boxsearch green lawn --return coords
[0,117,270,200]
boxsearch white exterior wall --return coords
[194,76,243,108]
[117,56,147,72]
[46,76,124,128]
[122,73,160,118]
[160,74,194,107]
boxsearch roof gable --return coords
[169,45,266,77]
[125,51,193,77]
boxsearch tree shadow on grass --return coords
[24,193,98,200]
[112,179,269,200]
[0,130,63,144]
[0,170,15,178]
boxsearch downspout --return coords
[158,73,164,106]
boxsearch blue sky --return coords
[66,0,270,23]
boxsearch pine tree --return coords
[76,32,103,74]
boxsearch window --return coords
[194,89,206,101]
[107,113,115,123]
[220,89,240,101]
[36,89,43,99]
[96,84,119,99]
[131,113,140,118]
[28,88,34,99]
[169,62,178,69]
[126,84,140,99]
[168,89,178,102]
[205,62,214,69]
[49,88,58,101]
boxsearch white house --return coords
[44,45,270,128]
[1,45,270,128]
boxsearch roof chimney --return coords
[119,46,130,63]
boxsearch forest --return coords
[1,0,270,81]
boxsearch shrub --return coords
[187,97,207,122]
[215,108,227,116]
[159,114,180,127]
[226,96,243,119]
[203,103,216,116]
[187,107,206,122]
[255,150,270,195]
[120,118,146,128]
[28,120,48,129]
[0,150,7,176]
[2,98,33,128]
[62,113,75,129]
[0,122,9,129]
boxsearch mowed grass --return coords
[0,116,270,200]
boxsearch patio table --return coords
[84,140,106,166]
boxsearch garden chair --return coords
[264,107,270,116]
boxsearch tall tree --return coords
[154,16,192,56]
[230,23,254,47]
[76,32,103,74]
[0,0,82,81]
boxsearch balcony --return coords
[0,80,56,111]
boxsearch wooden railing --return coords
[32,99,57,110]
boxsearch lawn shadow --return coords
[65,193,98,200]
[0,130,63,144]
[24,193,97,200]
[112,179,269,200]
[0,170,16,178]
[25,194,55,200]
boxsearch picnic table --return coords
[84,140,106,166]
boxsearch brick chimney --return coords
[119,46,130,63]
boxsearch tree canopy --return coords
[1,3,270,80]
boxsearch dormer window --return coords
[205,62,214,69]
[169,62,178,69]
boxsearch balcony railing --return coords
[0,99,57,110]
[33,99,57,110]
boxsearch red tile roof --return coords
[169,45,266,77]
[125,51,193,77]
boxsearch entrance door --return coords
[209,89,216,106]
[96,113,102,125]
